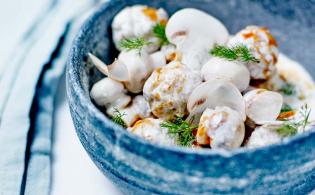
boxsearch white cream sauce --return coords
[276,53,315,132]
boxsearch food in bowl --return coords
[88,5,315,149]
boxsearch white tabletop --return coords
[0,1,121,194]
[51,74,121,195]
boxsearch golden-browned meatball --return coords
[228,26,278,80]
[143,61,202,120]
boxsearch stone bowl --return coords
[66,0,315,194]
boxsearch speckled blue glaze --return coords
[66,0,315,194]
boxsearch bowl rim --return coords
[67,0,315,159]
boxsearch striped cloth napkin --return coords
[0,0,106,194]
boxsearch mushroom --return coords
[88,53,129,82]
[246,124,282,148]
[187,80,246,121]
[243,89,283,125]
[128,118,176,146]
[165,8,229,70]
[118,50,154,93]
[112,5,168,53]
[89,50,154,94]
[196,106,245,149]
[160,44,181,63]
[107,95,151,127]
[143,61,202,120]
[228,26,278,80]
[90,77,131,109]
[201,57,250,92]
[149,51,167,69]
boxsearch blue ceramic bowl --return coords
[67,0,315,194]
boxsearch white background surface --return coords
[51,74,121,195]
[0,1,122,194]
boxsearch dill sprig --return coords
[210,45,260,63]
[111,108,127,128]
[119,37,152,54]
[160,117,197,146]
[280,83,296,96]
[276,104,311,136]
[153,23,169,45]
[300,104,311,130]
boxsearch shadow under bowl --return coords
[67,0,315,194]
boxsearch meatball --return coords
[128,118,176,146]
[196,106,245,149]
[112,5,168,52]
[143,61,202,120]
[228,26,278,80]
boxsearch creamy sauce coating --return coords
[277,53,315,132]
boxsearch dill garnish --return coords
[276,104,311,136]
[300,104,311,130]
[210,45,260,63]
[111,108,127,128]
[280,83,296,96]
[119,37,152,54]
[153,23,169,45]
[160,117,197,146]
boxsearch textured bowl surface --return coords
[67,0,315,194]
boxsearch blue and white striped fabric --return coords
[0,1,105,194]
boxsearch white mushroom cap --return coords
[118,50,154,93]
[165,8,229,70]
[88,53,129,82]
[90,77,131,108]
[160,44,181,63]
[143,61,202,120]
[228,26,278,80]
[201,57,250,92]
[196,107,245,149]
[107,95,151,127]
[244,89,283,124]
[112,5,168,53]
[149,51,167,69]
[89,51,158,94]
[187,80,246,121]
[128,118,176,146]
[246,124,282,148]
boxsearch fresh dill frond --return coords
[160,117,197,146]
[300,104,311,130]
[111,108,127,128]
[280,103,293,113]
[280,82,296,96]
[119,37,152,54]
[210,45,260,63]
[276,104,311,136]
[233,45,260,63]
[152,23,169,45]
[210,45,237,60]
